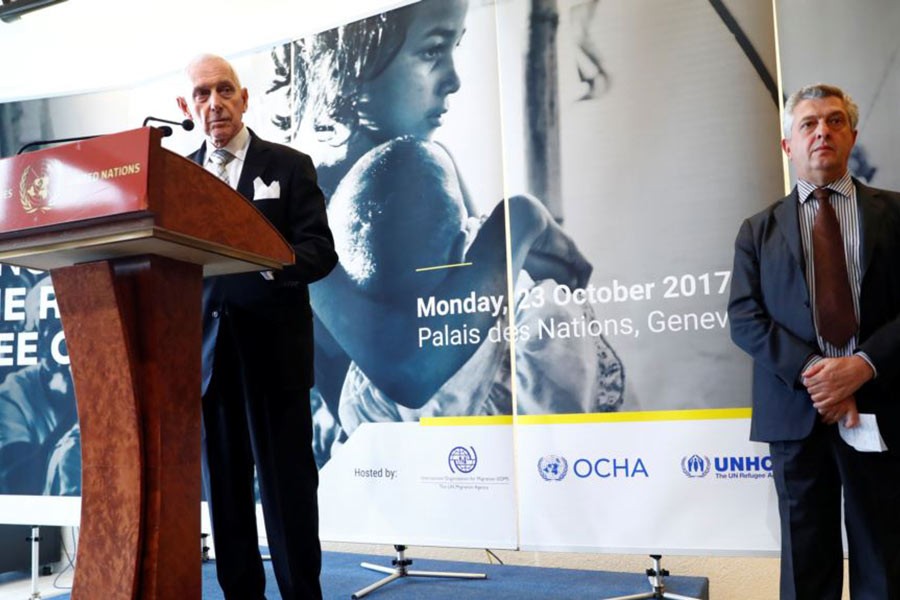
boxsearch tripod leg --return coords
[352,571,403,599]
[407,569,487,579]
[360,561,398,576]
[354,545,487,598]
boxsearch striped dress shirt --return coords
[796,174,874,373]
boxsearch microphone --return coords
[17,117,194,154]
[142,116,195,136]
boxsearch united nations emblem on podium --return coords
[19,159,54,214]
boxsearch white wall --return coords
[0,0,410,102]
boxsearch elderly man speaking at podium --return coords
[176,53,337,600]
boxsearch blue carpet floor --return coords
[49,551,709,599]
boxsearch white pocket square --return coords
[253,177,281,200]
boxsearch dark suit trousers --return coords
[770,421,900,600]
[201,312,322,600]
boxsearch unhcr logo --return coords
[681,454,711,478]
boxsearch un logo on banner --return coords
[538,455,568,481]
[448,446,478,473]
[681,454,711,478]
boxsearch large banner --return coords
[1,0,897,554]
[267,0,519,547]
[0,268,75,495]
[497,0,784,552]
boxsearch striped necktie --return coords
[208,148,235,187]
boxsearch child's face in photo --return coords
[359,0,468,142]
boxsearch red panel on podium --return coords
[0,127,293,275]
[0,128,151,232]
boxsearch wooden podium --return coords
[0,128,294,599]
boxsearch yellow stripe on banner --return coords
[420,415,514,426]
[419,408,750,427]
[415,262,473,272]
[517,407,752,425]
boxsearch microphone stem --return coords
[16,134,100,155]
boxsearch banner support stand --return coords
[601,555,702,600]
[351,544,486,599]
[27,525,42,600]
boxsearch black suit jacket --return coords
[188,129,337,393]
[728,180,900,446]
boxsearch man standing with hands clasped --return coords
[728,83,900,599]
[176,54,337,600]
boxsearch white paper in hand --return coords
[839,413,887,452]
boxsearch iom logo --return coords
[681,454,711,478]
[448,446,477,474]
[538,455,568,481]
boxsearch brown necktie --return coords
[812,187,858,347]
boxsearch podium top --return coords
[0,127,294,276]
